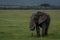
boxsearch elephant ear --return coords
[29,14,35,31]
[38,14,47,24]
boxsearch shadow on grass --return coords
[28,33,60,39]
[47,33,60,39]
[0,32,5,34]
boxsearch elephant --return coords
[29,11,50,37]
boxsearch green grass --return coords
[0,10,60,40]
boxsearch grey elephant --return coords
[29,11,50,37]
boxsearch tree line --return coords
[0,3,60,10]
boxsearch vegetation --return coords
[0,10,60,40]
[0,3,60,10]
[40,3,50,9]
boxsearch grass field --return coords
[0,10,60,40]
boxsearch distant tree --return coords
[40,3,50,9]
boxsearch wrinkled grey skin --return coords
[29,11,50,37]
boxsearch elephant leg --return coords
[45,20,50,36]
[42,23,46,37]
[45,22,50,36]
[45,26,48,36]
[36,23,40,37]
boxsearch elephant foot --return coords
[42,34,48,37]
[37,34,40,37]
[42,32,48,37]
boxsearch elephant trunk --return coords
[29,18,35,31]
